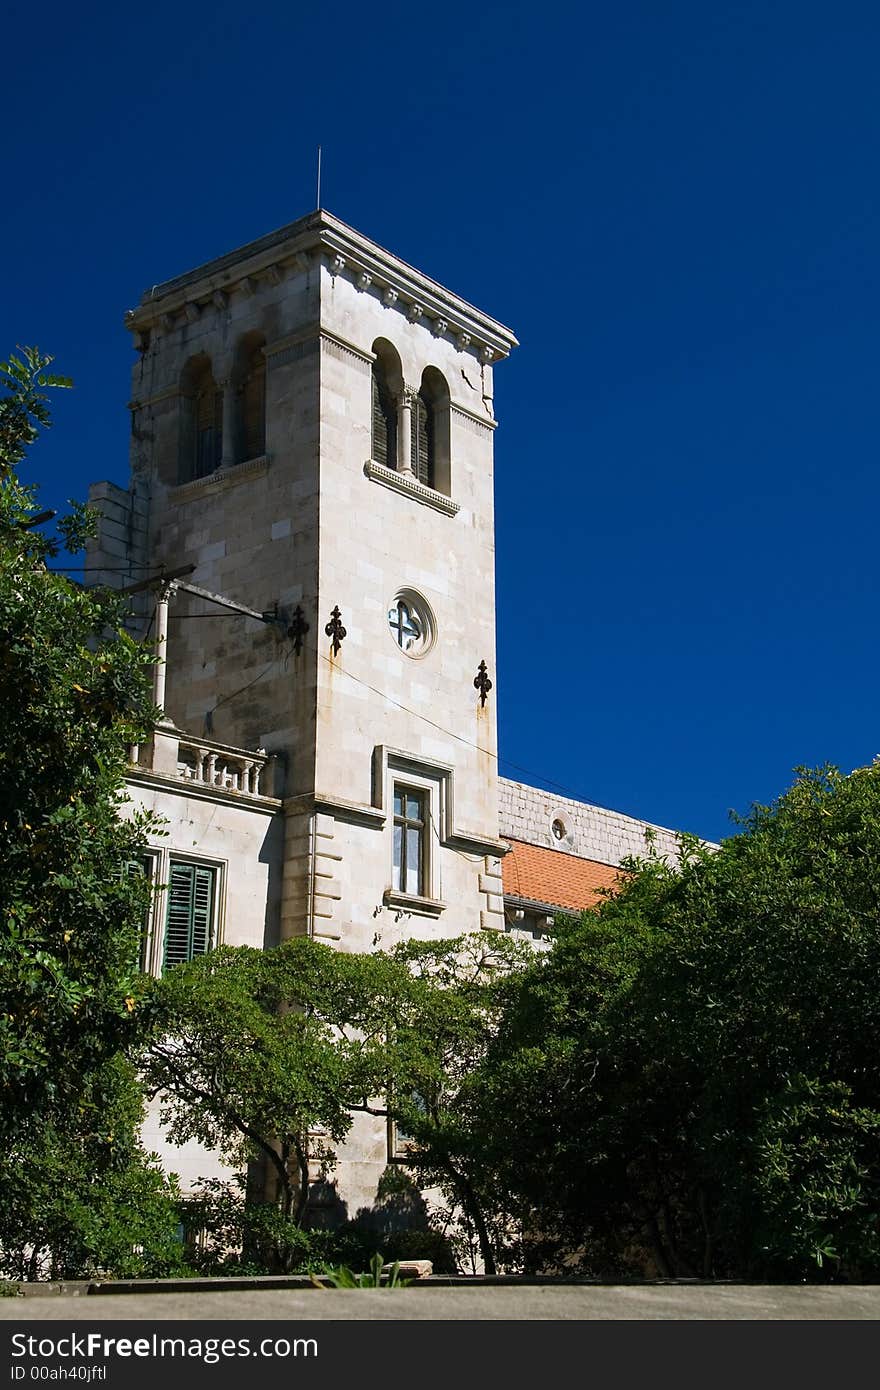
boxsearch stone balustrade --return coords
[129,726,275,799]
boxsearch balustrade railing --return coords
[128,728,272,798]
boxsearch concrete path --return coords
[2,1284,879,1319]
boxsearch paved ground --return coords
[2,1284,879,1320]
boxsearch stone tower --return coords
[90,210,519,956]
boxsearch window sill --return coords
[170,454,270,504]
[364,461,459,517]
[383,889,446,917]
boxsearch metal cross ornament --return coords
[474,659,493,707]
[325,605,347,656]
[388,599,422,652]
[287,604,310,655]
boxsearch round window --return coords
[387,589,436,659]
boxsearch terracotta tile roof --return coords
[502,839,621,914]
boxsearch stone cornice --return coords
[450,401,497,432]
[168,455,269,504]
[125,768,282,814]
[319,328,374,365]
[262,324,320,357]
[363,460,460,516]
[128,385,178,411]
[312,793,387,827]
[125,210,518,366]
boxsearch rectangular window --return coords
[392,785,426,897]
[162,861,216,972]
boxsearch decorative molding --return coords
[264,327,320,371]
[126,211,519,362]
[319,328,373,369]
[481,346,495,364]
[357,271,372,291]
[312,794,386,828]
[184,303,200,324]
[238,276,255,297]
[168,454,269,504]
[431,318,448,337]
[383,888,446,917]
[407,302,424,322]
[447,831,510,856]
[128,385,179,412]
[450,402,497,433]
[212,290,227,310]
[125,768,281,813]
[160,312,176,332]
[363,460,460,516]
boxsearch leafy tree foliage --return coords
[0,1058,185,1281]
[473,767,880,1279]
[141,932,529,1274]
[141,939,425,1265]
[384,932,532,1273]
[0,348,179,1276]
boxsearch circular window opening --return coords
[551,818,566,841]
[387,589,436,659]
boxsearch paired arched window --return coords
[178,340,267,484]
[370,344,450,495]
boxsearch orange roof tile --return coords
[502,839,621,913]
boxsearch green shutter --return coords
[412,392,432,487]
[372,366,397,468]
[163,862,215,971]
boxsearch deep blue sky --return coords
[4,0,879,843]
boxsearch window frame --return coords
[137,850,225,976]
[392,783,428,899]
[376,751,450,915]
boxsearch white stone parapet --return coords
[129,726,275,799]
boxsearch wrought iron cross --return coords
[474,659,493,707]
[325,605,347,656]
[287,604,310,655]
[388,600,422,651]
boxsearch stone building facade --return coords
[88,210,688,1215]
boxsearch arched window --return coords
[371,339,402,469]
[179,356,222,483]
[238,342,266,462]
[416,367,451,495]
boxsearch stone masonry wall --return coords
[498,776,688,867]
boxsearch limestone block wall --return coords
[314,263,500,838]
[123,257,322,768]
[84,478,150,621]
[498,777,687,866]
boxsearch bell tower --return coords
[93,210,518,952]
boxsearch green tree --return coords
[0,1057,185,1281]
[0,348,179,1275]
[140,938,423,1269]
[384,931,532,1274]
[474,766,880,1279]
